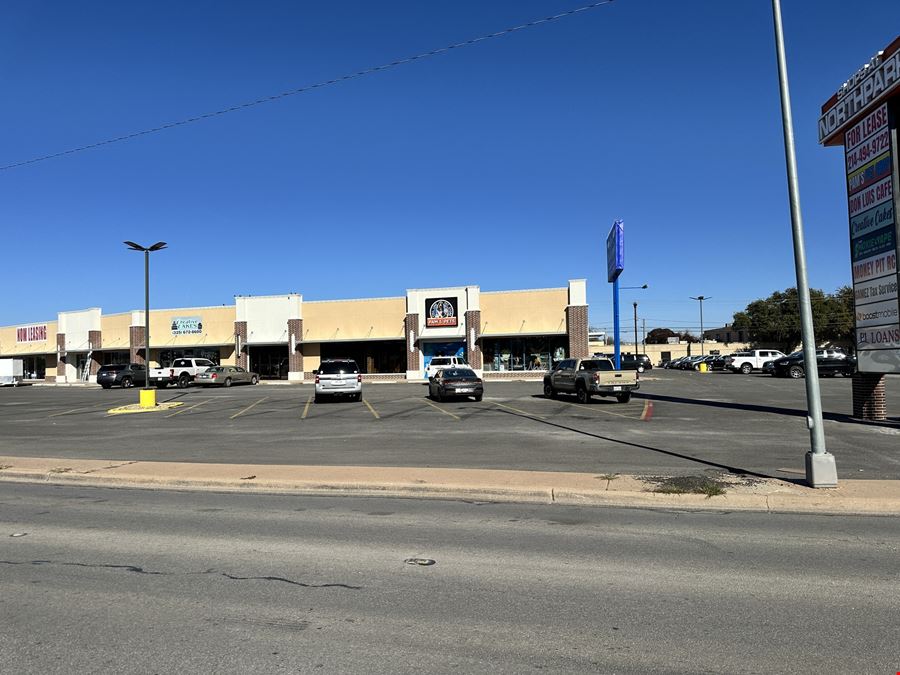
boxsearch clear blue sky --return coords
[2,1,898,338]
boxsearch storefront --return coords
[0,280,590,382]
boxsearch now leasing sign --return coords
[845,102,900,372]
[16,324,48,343]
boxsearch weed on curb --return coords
[646,475,727,499]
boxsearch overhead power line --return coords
[1,0,616,172]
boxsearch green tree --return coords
[731,286,854,352]
[646,328,678,344]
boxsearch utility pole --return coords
[642,319,646,356]
[771,0,836,487]
[632,302,638,356]
[690,296,710,356]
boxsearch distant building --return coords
[703,323,745,344]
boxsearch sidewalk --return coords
[1,455,898,514]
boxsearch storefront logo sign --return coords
[171,316,203,335]
[425,298,458,327]
[16,324,47,342]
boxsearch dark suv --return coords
[594,353,652,373]
[97,363,147,389]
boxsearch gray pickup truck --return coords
[543,357,640,403]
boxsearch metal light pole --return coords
[771,0,836,487]
[125,241,167,404]
[690,296,710,355]
[632,302,639,356]
[621,285,647,356]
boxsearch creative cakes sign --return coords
[425,297,458,328]
[171,316,203,335]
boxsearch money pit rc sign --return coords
[820,35,900,374]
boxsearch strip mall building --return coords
[0,281,590,382]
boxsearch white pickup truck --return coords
[149,357,217,388]
[725,349,786,374]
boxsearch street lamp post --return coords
[690,296,710,356]
[632,302,639,356]
[620,284,648,359]
[771,0,836,488]
[124,241,167,406]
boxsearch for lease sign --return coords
[16,324,48,342]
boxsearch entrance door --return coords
[422,341,466,371]
[249,345,289,379]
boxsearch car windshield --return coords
[431,358,451,366]
[98,365,124,372]
[207,367,225,373]
[444,368,476,379]
[320,361,359,374]
[580,360,613,371]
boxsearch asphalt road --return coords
[1,371,899,479]
[1,483,898,673]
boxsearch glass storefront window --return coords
[158,348,221,367]
[481,336,567,372]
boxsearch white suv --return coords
[314,359,362,402]
[425,355,468,380]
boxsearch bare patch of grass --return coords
[647,475,726,499]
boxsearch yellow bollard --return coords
[139,389,157,408]
[699,363,708,373]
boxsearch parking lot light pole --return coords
[124,241,167,407]
[771,0,836,487]
[690,296,710,355]
[621,285,648,355]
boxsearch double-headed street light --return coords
[124,241,167,405]
[690,295,710,355]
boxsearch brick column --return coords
[129,325,145,364]
[852,372,886,421]
[234,321,248,369]
[405,313,419,372]
[288,319,303,379]
[56,333,66,380]
[566,305,589,358]
[465,310,483,369]
[87,330,102,376]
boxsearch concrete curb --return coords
[1,457,899,515]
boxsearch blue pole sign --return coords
[606,220,624,283]
[607,220,624,369]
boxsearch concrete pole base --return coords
[805,451,838,488]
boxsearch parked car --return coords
[726,350,786,374]
[314,359,362,402]
[194,365,259,387]
[543,357,639,404]
[761,360,776,376]
[689,355,717,370]
[97,363,147,389]
[771,351,856,379]
[429,367,484,402]
[664,356,688,369]
[708,354,729,371]
[150,357,218,388]
[424,355,469,380]
[595,353,652,373]
[678,356,705,370]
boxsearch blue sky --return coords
[2,1,898,339]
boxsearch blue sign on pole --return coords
[606,220,624,282]
[607,220,625,369]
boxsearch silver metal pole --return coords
[699,298,705,356]
[144,249,150,391]
[771,0,837,487]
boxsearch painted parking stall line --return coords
[421,398,460,420]
[363,399,380,420]
[301,394,313,420]
[229,397,269,420]
[491,400,546,419]
[166,398,213,418]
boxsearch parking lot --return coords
[1,371,898,479]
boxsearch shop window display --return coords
[481,336,567,372]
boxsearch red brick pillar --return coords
[405,313,419,372]
[288,319,303,378]
[129,325,145,364]
[465,310,482,369]
[56,333,66,380]
[566,305,589,358]
[88,330,102,376]
[852,372,886,421]
[234,321,248,369]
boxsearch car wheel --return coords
[788,365,804,379]
[616,392,631,404]
[250,376,258,385]
[576,385,590,404]
[474,394,483,402]
[224,377,232,388]
[637,365,645,373]
[177,374,190,388]
[740,363,753,375]
[101,384,111,390]
[121,377,133,388]
[355,392,362,402]
[437,390,444,402]
[543,383,556,399]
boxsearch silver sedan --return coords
[195,366,259,387]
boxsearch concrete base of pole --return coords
[805,451,838,488]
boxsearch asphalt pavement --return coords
[1,371,898,479]
[1,483,898,674]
